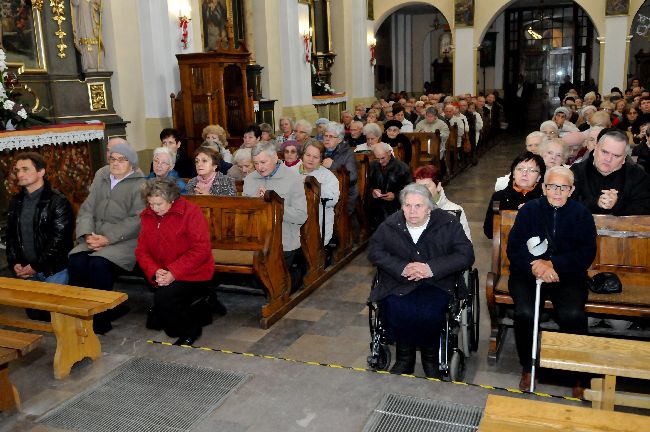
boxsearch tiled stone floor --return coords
[0,132,636,431]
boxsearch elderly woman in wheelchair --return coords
[368,183,475,378]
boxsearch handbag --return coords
[462,132,472,153]
[587,272,622,294]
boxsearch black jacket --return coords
[367,157,412,227]
[6,182,74,276]
[632,142,650,174]
[368,209,474,302]
[382,133,412,165]
[483,182,543,239]
[507,197,596,282]
[570,151,650,215]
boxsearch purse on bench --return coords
[587,272,622,294]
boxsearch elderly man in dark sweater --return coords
[367,143,412,229]
[6,152,74,320]
[507,166,596,393]
[570,129,650,215]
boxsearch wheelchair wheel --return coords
[449,349,466,382]
[376,343,391,371]
[467,268,480,352]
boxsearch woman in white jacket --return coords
[291,140,340,245]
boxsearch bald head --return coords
[372,143,392,167]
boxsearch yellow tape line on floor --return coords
[147,339,582,402]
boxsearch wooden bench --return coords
[0,329,42,412]
[479,394,650,431]
[486,209,650,363]
[540,331,650,411]
[354,156,370,243]
[444,124,458,179]
[186,192,290,329]
[403,131,441,172]
[301,176,326,286]
[0,277,127,379]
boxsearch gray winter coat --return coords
[70,166,146,270]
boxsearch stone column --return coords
[600,15,629,92]
[453,27,475,95]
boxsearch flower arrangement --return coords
[0,49,49,131]
[311,63,335,96]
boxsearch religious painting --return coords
[201,0,229,51]
[454,0,474,27]
[606,0,630,16]
[0,0,46,71]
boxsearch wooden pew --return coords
[334,166,353,260]
[0,278,127,379]
[301,176,326,285]
[0,329,42,412]
[353,156,370,243]
[445,124,458,179]
[185,192,290,329]
[486,209,650,364]
[479,394,650,431]
[540,332,650,411]
[403,131,441,172]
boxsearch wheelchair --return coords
[366,267,480,381]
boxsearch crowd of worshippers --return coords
[6,84,650,371]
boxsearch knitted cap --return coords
[109,143,138,168]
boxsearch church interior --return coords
[1,0,650,430]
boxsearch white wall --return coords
[279,1,312,106]
[453,27,475,94]
[602,15,630,91]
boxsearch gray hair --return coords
[294,119,313,133]
[540,120,558,132]
[425,106,438,116]
[581,105,597,116]
[152,146,176,169]
[363,122,382,138]
[350,120,364,129]
[233,147,252,164]
[279,117,294,129]
[597,128,630,149]
[544,166,574,185]
[324,121,344,139]
[251,141,278,158]
[540,137,570,159]
[526,131,545,144]
[399,183,435,210]
[141,177,181,203]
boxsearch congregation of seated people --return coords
[7,84,650,387]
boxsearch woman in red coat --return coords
[135,177,215,345]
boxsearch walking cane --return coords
[526,236,548,393]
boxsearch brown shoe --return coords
[519,372,532,392]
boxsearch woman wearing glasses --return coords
[507,166,596,393]
[483,151,545,239]
[147,147,187,194]
[68,142,147,334]
[281,140,301,168]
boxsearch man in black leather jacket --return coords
[6,153,74,304]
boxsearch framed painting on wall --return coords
[606,0,630,16]
[1,1,47,72]
[455,0,474,27]
[201,0,229,51]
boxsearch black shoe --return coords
[173,328,201,346]
[207,290,227,316]
[420,345,440,378]
[390,343,416,375]
[108,303,131,321]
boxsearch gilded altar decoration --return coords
[1,1,47,71]
[51,0,67,58]
[33,0,44,10]
[87,82,107,111]
[0,49,49,130]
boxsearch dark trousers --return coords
[153,280,210,338]
[284,249,305,293]
[383,286,449,347]
[68,252,118,292]
[509,273,588,371]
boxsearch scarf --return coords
[197,171,217,191]
[284,159,300,168]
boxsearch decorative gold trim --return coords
[53,113,117,119]
[33,0,44,10]
[87,82,108,111]
[51,0,68,58]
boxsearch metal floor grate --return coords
[39,357,249,432]
[363,393,483,432]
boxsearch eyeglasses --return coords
[153,159,171,166]
[545,184,571,192]
[323,134,339,139]
[109,156,129,164]
[284,149,297,154]
[515,167,540,175]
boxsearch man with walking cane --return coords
[506,166,596,395]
